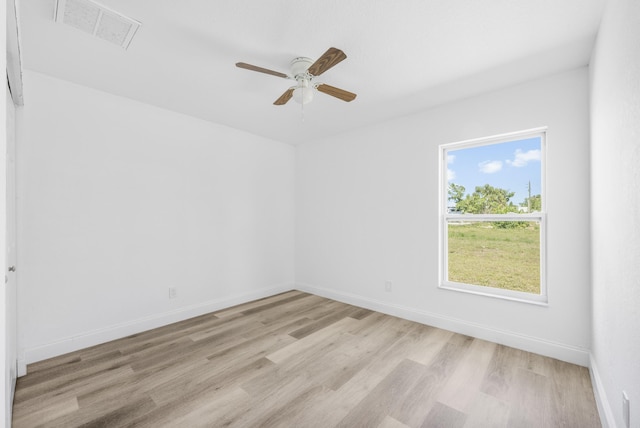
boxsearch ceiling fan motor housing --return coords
[290,57,314,78]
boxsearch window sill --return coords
[439,282,548,306]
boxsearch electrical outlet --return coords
[385,281,393,292]
[623,391,630,428]
[169,287,177,299]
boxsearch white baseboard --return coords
[20,283,294,374]
[589,354,617,428]
[295,282,590,366]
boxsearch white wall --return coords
[296,68,592,365]
[17,71,295,367]
[590,0,640,426]
[1,35,8,428]
[4,89,18,427]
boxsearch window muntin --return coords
[440,129,546,304]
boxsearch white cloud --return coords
[478,160,502,174]
[506,149,541,167]
[447,154,456,180]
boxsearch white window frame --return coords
[439,128,547,305]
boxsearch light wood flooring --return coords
[13,291,601,427]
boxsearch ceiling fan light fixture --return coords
[293,85,314,104]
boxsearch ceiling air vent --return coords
[54,0,141,49]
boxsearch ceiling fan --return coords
[236,47,357,106]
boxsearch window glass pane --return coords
[447,220,540,294]
[446,137,541,214]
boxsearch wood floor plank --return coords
[406,326,455,365]
[506,367,551,427]
[300,368,385,427]
[252,295,332,326]
[232,375,319,427]
[206,328,299,365]
[149,356,274,407]
[420,402,467,428]
[13,365,135,421]
[265,316,359,364]
[336,358,431,427]
[115,311,224,355]
[241,331,356,399]
[151,387,251,428]
[12,396,79,427]
[238,291,311,316]
[242,383,330,427]
[391,335,474,427]
[187,316,264,342]
[321,315,408,390]
[75,396,157,428]
[77,357,211,411]
[479,343,528,401]
[12,292,601,428]
[462,391,510,428]
[437,338,497,412]
[134,385,251,428]
[14,359,134,405]
[379,415,411,428]
[365,321,442,377]
[15,349,124,391]
[547,358,600,426]
[291,298,347,320]
[212,290,305,317]
[288,305,365,339]
[41,384,154,427]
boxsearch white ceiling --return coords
[18,0,606,145]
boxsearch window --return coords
[439,128,546,304]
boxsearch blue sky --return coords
[446,137,541,206]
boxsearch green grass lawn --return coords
[447,222,540,294]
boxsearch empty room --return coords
[2,0,639,427]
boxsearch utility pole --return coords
[527,180,532,212]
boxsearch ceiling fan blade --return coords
[307,47,347,76]
[274,88,295,105]
[236,62,288,79]
[316,84,357,102]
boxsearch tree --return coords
[456,184,518,214]
[521,194,542,212]
[448,183,466,205]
